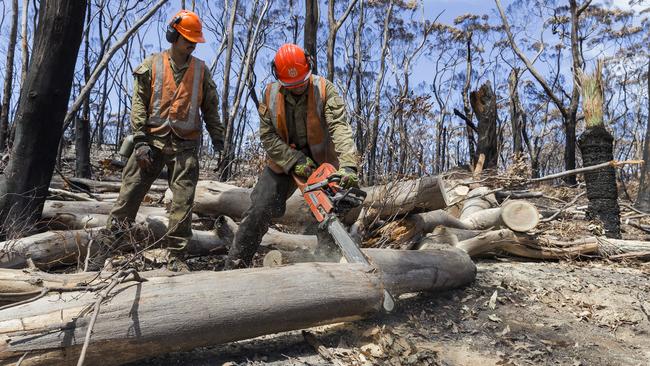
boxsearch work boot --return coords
[85,228,116,271]
[222,257,246,271]
[166,252,190,272]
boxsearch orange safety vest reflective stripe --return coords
[266,75,339,174]
[147,51,204,140]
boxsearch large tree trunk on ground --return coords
[470,81,498,168]
[0,0,87,239]
[460,187,497,220]
[0,248,476,366]
[0,215,231,269]
[372,200,538,248]
[445,229,650,259]
[183,177,448,227]
[0,215,314,270]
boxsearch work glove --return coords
[293,156,317,178]
[134,143,153,171]
[337,167,359,189]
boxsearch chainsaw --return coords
[293,163,395,312]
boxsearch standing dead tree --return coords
[326,0,358,82]
[367,0,393,185]
[495,0,589,185]
[636,58,650,212]
[0,0,19,152]
[470,81,498,169]
[0,0,87,239]
[304,0,319,74]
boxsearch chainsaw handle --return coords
[291,173,308,192]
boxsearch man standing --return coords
[227,43,359,267]
[103,10,223,269]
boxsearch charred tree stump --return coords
[577,61,620,238]
[470,81,498,169]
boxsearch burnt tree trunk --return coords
[578,127,620,237]
[470,81,498,169]
[74,1,92,178]
[635,59,650,211]
[462,33,475,165]
[304,0,319,74]
[577,61,620,238]
[0,0,19,152]
[0,0,87,239]
[508,69,525,157]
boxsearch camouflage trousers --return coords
[227,167,339,266]
[107,145,199,253]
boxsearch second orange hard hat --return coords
[272,44,312,88]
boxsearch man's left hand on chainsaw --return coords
[293,155,317,178]
[337,167,359,189]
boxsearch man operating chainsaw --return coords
[226,43,359,268]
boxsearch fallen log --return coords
[42,201,167,222]
[181,177,449,228]
[0,216,316,270]
[460,187,497,220]
[371,200,539,248]
[47,188,95,202]
[68,177,168,193]
[443,228,650,259]
[461,201,539,232]
[0,248,476,366]
[0,216,232,269]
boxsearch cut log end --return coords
[263,250,284,267]
[501,201,540,232]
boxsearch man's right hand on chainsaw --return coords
[337,167,360,189]
[134,142,154,171]
[293,155,317,178]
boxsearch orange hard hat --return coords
[168,10,205,43]
[272,44,312,88]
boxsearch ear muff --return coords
[303,50,314,71]
[165,15,183,43]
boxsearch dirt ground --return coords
[128,259,650,366]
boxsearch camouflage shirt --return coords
[130,50,224,152]
[259,78,358,173]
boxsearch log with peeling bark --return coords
[460,187,497,220]
[0,248,475,366]
[371,200,539,248]
[461,201,539,232]
[425,228,650,260]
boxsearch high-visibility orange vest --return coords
[147,51,204,140]
[265,75,339,174]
